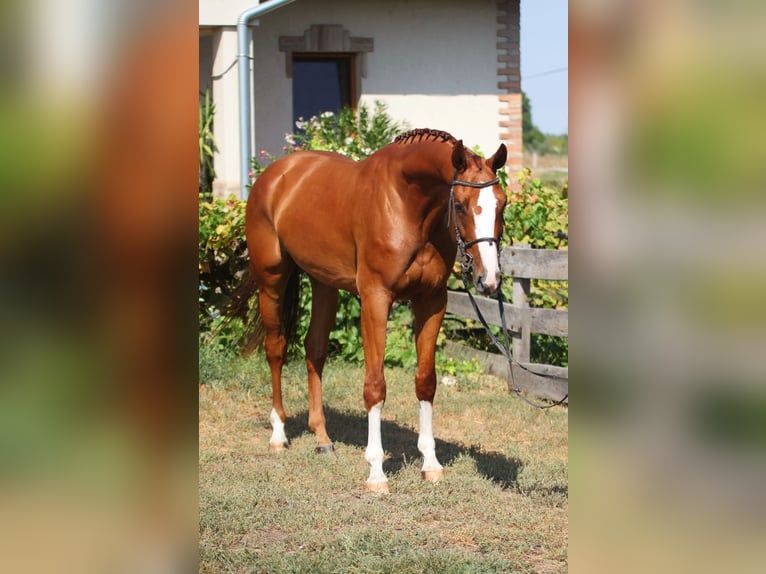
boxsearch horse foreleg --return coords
[412,293,448,482]
[305,278,339,453]
[258,289,290,452]
[360,288,394,493]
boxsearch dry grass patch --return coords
[200,354,567,573]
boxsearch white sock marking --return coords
[418,400,443,473]
[365,401,387,486]
[269,408,288,446]
[474,187,500,291]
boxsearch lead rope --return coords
[449,174,567,409]
[460,267,568,409]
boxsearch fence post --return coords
[511,243,531,364]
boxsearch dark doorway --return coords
[292,54,354,124]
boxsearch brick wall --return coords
[497,0,522,191]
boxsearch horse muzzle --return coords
[475,270,501,295]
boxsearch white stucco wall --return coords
[200,0,502,197]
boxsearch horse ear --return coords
[486,143,508,173]
[451,140,467,173]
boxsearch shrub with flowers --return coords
[249,100,407,180]
[198,196,247,330]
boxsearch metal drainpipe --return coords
[237,0,297,200]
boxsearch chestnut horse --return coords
[234,128,507,493]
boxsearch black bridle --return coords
[448,171,569,410]
[448,170,501,268]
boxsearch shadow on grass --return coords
[284,406,523,490]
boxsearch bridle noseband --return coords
[448,169,501,269]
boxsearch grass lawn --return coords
[200,347,567,573]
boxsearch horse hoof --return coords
[421,469,444,483]
[365,480,390,495]
[269,441,289,453]
[315,444,335,455]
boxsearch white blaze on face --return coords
[474,187,500,290]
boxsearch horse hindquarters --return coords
[245,171,305,451]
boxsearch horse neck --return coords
[393,141,455,233]
[397,141,454,198]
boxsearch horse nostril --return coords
[479,273,500,295]
[476,275,497,295]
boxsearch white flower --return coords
[344,137,354,145]
[321,111,334,118]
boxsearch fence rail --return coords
[445,244,568,403]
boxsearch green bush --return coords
[507,169,568,367]
[198,196,247,329]
[250,100,407,178]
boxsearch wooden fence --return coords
[445,244,568,403]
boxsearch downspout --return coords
[238,0,297,199]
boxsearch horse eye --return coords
[454,203,466,214]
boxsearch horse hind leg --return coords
[305,278,339,453]
[258,288,289,451]
[256,265,300,452]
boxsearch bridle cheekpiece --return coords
[448,169,501,273]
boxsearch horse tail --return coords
[223,268,263,356]
[226,266,303,357]
[280,266,303,352]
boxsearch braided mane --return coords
[394,128,457,145]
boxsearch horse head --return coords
[448,140,508,295]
